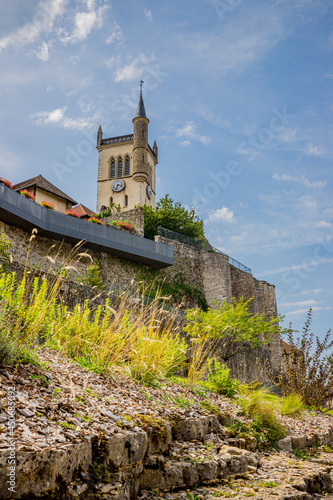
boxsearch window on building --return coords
[125,195,128,207]
[125,158,130,176]
[110,159,116,178]
[117,158,123,177]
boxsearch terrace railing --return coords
[157,226,251,274]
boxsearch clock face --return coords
[112,179,125,192]
[147,185,153,199]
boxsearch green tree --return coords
[143,194,204,240]
[184,297,283,363]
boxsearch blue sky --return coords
[0,0,332,336]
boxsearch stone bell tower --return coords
[96,83,158,212]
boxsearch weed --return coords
[240,388,286,445]
[60,421,76,430]
[205,359,239,397]
[323,445,333,453]
[293,448,310,460]
[173,395,193,408]
[280,394,305,417]
[257,481,278,488]
[134,414,169,442]
[204,441,214,451]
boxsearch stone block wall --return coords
[103,207,144,237]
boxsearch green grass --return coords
[280,394,305,417]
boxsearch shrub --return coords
[65,209,81,218]
[40,201,54,210]
[19,189,35,201]
[79,262,105,289]
[88,217,104,225]
[0,230,11,260]
[0,178,13,189]
[280,394,305,417]
[271,309,333,409]
[205,359,240,397]
[184,297,283,363]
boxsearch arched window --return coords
[110,159,116,178]
[125,157,130,176]
[125,195,128,207]
[117,158,123,177]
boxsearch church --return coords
[96,83,158,212]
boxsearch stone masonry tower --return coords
[96,83,158,212]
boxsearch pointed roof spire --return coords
[136,80,147,118]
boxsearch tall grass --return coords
[240,387,286,443]
[0,243,187,383]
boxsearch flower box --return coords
[40,201,54,210]
[87,217,104,225]
[0,178,13,189]
[19,189,35,201]
[65,210,81,218]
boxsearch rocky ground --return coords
[1,349,333,499]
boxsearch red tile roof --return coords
[72,204,95,217]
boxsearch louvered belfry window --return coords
[117,159,123,177]
[125,158,130,176]
[110,160,116,178]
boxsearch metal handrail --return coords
[157,226,251,274]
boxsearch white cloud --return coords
[30,106,96,130]
[114,54,150,82]
[279,300,319,307]
[316,220,332,228]
[105,21,123,44]
[179,140,190,147]
[175,121,211,146]
[206,207,235,224]
[144,9,152,22]
[306,143,325,156]
[273,173,327,189]
[37,41,50,61]
[0,0,66,52]
[287,306,332,317]
[59,2,109,44]
[259,257,333,277]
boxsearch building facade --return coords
[96,88,158,212]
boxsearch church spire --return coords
[136,80,146,118]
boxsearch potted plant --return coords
[65,209,81,218]
[40,201,55,210]
[0,178,13,189]
[87,217,104,225]
[19,189,35,201]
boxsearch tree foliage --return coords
[143,194,204,240]
[272,309,333,409]
[184,297,283,363]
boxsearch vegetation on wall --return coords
[95,202,121,219]
[136,267,208,311]
[143,194,205,240]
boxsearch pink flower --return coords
[87,217,104,225]
[20,189,35,201]
[40,201,55,210]
[0,178,13,189]
[65,210,81,218]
